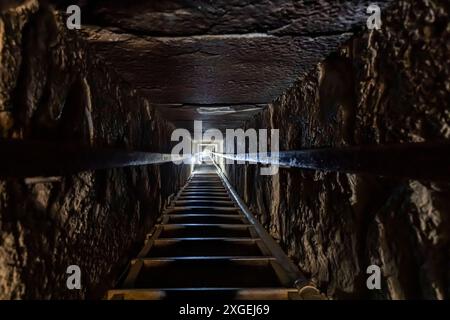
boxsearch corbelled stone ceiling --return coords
[68,0,392,131]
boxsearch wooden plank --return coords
[140,257,276,263]
[157,223,252,228]
[167,206,239,212]
[106,288,299,300]
[151,237,261,242]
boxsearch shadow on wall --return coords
[318,52,356,145]
[0,2,189,299]
[225,0,449,300]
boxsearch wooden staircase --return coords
[106,164,320,300]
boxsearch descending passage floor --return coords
[106,164,306,300]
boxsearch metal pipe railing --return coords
[210,156,327,299]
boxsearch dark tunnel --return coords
[0,0,449,306]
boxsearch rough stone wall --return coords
[226,0,449,299]
[0,2,189,299]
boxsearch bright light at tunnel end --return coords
[170,120,279,176]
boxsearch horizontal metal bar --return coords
[0,139,189,177]
[152,237,260,241]
[179,194,229,197]
[184,186,226,189]
[182,191,227,194]
[175,199,232,202]
[157,224,251,228]
[183,189,227,192]
[213,141,450,181]
[135,256,275,261]
[134,257,276,266]
[153,238,259,243]
[168,206,238,211]
[177,196,230,199]
[181,189,228,192]
[166,214,243,218]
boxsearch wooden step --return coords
[178,196,229,200]
[178,195,230,200]
[187,186,223,189]
[144,238,264,257]
[189,181,222,185]
[166,207,240,215]
[125,258,284,289]
[180,192,229,197]
[174,200,236,207]
[186,184,224,186]
[107,288,300,300]
[137,256,275,262]
[157,224,254,238]
[106,165,312,301]
[166,214,246,224]
[183,187,226,190]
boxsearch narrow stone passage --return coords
[0,0,449,302]
[108,164,316,300]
